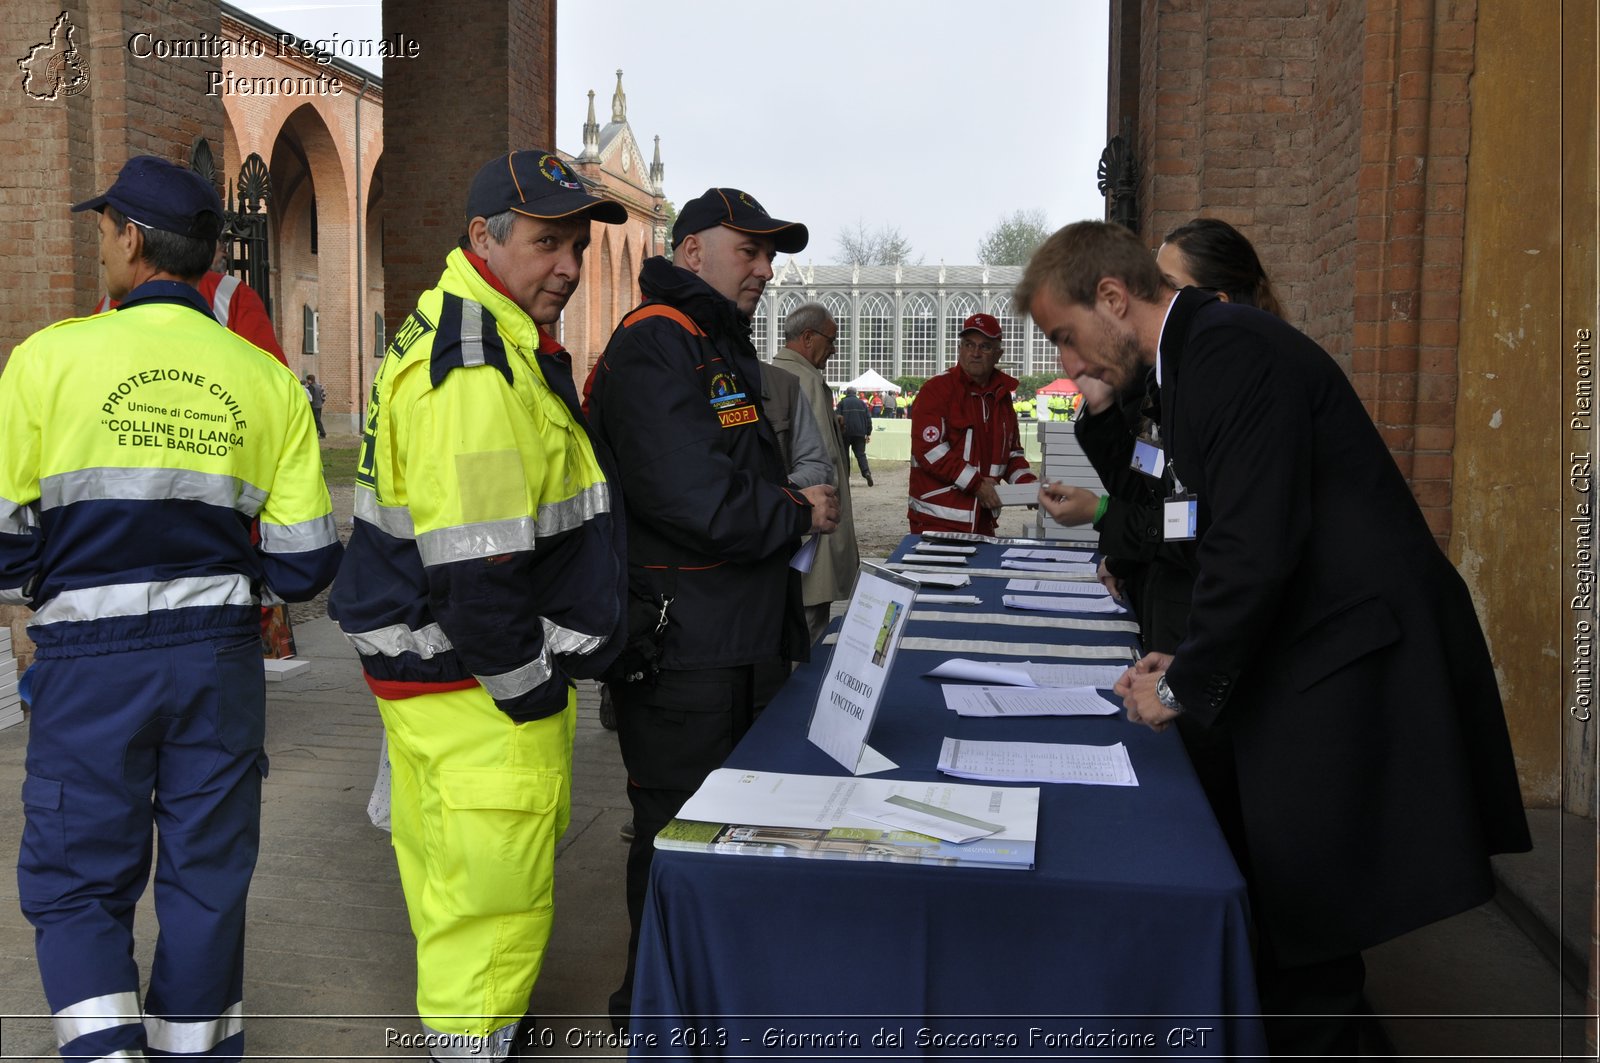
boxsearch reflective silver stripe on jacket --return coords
[53,991,142,1046]
[211,274,240,324]
[921,441,951,465]
[40,467,268,517]
[543,616,605,658]
[32,574,255,626]
[415,483,611,567]
[145,1002,243,1054]
[259,513,340,554]
[0,494,39,535]
[908,495,975,525]
[536,481,610,538]
[952,464,979,491]
[461,299,489,367]
[475,646,554,702]
[416,515,536,568]
[345,621,453,660]
[354,483,416,539]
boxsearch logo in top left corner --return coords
[18,12,89,101]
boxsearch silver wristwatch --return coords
[1155,675,1183,714]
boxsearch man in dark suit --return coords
[1017,221,1530,1056]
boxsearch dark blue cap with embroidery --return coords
[72,155,223,241]
[467,150,626,224]
[671,187,808,253]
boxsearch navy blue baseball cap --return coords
[72,156,224,241]
[672,188,808,253]
[467,150,627,224]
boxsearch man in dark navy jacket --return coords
[1017,221,1529,1057]
[588,188,839,1031]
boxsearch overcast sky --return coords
[230,1,1110,264]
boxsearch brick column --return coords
[381,0,557,335]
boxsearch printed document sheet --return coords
[938,738,1140,786]
[1002,547,1096,563]
[1004,593,1127,614]
[1005,578,1109,596]
[925,658,1131,688]
[677,768,1040,842]
[1000,559,1099,577]
[940,684,1121,717]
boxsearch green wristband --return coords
[1093,494,1110,525]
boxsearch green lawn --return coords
[321,445,360,488]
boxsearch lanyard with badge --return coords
[1163,463,1197,541]
[1148,361,1197,542]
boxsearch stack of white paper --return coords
[938,737,1139,786]
[897,570,971,589]
[915,593,984,605]
[912,543,978,555]
[1003,593,1126,614]
[0,628,23,730]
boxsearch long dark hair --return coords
[1162,218,1283,319]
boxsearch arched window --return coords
[751,302,768,359]
[775,292,803,351]
[944,291,979,369]
[821,292,851,382]
[901,292,938,380]
[1032,317,1056,378]
[991,294,1026,371]
[859,293,893,378]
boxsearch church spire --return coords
[580,89,600,161]
[649,134,664,196]
[611,69,627,123]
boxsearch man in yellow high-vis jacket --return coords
[329,150,628,1060]
[0,155,340,1062]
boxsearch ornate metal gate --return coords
[223,154,274,318]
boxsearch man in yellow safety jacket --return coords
[0,155,340,1062]
[328,150,629,1060]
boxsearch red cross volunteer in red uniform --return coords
[907,312,1036,534]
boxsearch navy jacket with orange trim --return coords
[589,257,813,671]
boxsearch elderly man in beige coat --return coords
[770,303,860,644]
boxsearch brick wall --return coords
[383,0,556,340]
[1127,0,1471,543]
[1349,0,1476,542]
[1,0,225,676]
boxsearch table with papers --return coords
[629,535,1265,1057]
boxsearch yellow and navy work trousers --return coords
[376,685,574,1060]
[19,635,265,1061]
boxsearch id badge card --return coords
[1130,419,1166,479]
[1163,490,1197,541]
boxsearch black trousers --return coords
[607,665,767,1031]
[845,435,871,477]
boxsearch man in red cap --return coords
[907,312,1037,534]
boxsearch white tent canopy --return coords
[838,369,902,394]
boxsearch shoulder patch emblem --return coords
[922,425,941,443]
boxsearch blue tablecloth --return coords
[629,537,1265,1059]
